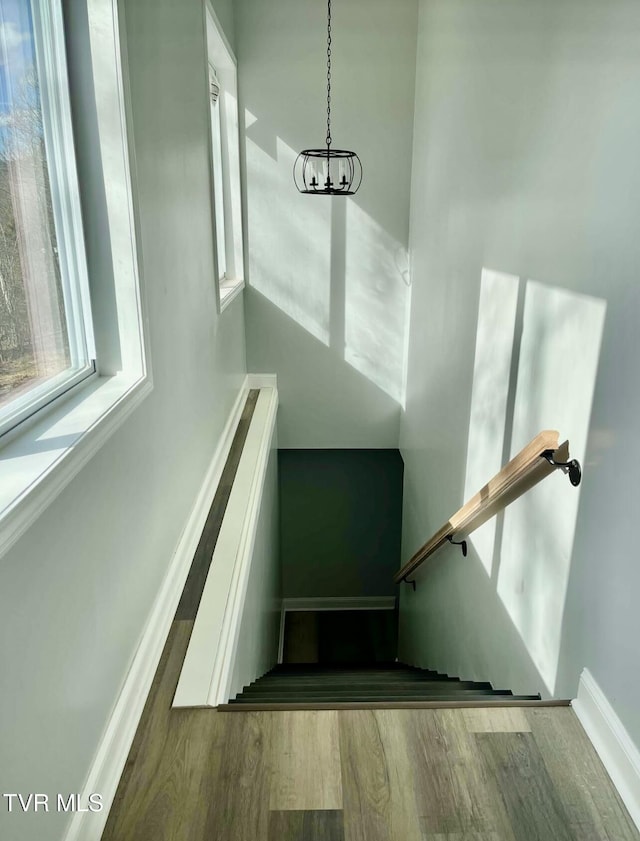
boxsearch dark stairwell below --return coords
[219,608,544,710]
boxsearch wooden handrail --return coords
[394,430,576,584]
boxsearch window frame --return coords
[204,4,245,313]
[0,0,97,439]
[0,0,151,560]
[209,62,227,283]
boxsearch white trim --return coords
[31,0,95,362]
[204,0,236,64]
[0,373,151,560]
[62,380,250,841]
[219,277,245,312]
[206,388,278,707]
[0,364,97,440]
[204,2,245,313]
[572,668,640,831]
[282,596,397,612]
[247,373,278,389]
[92,0,149,378]
[173,386,279,707]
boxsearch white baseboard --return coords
[572,668,640,830]
[62,378,251,841]
[282,596,396,612]
[247,373,277,389]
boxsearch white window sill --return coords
[0,371,152,560]
[219,277,245,312]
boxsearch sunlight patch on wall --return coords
[245,130,330,344]
[344,200,410,405]
[498,280,606,693]
[464,268,520,573]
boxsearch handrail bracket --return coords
[541,449,582,487]
[447,535,468,556]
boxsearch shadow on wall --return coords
[236,0,418,447]
[244,116,410,406]
[399,536,551,698]
[401,267,606,697]
[464,268,606,694]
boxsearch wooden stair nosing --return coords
[238,685,501,699]
[230,692,521,704]
[218,698,563,712]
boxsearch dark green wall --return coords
[279,450,404,598]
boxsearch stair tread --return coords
[234,689,513,699]
[243,680,493,693]
[222,697,544,710]
[254,676,463,685]
[271,666,437,675]
[233,662,541,707]
[230,693,538,703]
[269,670,453,679]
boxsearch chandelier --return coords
[293,0,362,196]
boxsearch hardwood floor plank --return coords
[270,711,342,810]
[105,710,224,841]
[203,711,273,841]
[99,624,638,841]
[339,709,422,841]
[421,833,501,841]
[102,623,224,841]
[175,389,259,620]
[268,810,344,841]
[475,732,574,841]
[463,708,531,733]
[410,710,508,837]
[103,621,193,835]
[526,707,639,840]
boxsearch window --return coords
[0,0,149,559]
[0,0,94,438]
[205,6,244,311]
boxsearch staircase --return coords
[219,662,541,710]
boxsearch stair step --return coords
[269,670,454,681]
[221,696,544,710]
[242,681,494,695]
[270,666,438,675]
[230,660,540,709]
[253,675,464,687]
[234,688,511,700]
[229,692,528,704]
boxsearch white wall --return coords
[399,0,640,743]
[236,0,418,448]
[0,1,246,839]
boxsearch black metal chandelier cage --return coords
[294,148,362,196]
[293,0,362,196]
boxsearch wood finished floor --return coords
[102,620,640,841]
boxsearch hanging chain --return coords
[326,0,332,149]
